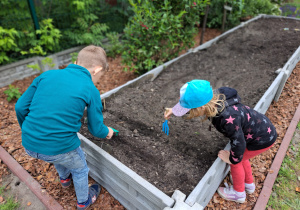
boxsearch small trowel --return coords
[111,127,119,136]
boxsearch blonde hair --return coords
[76,45,109,70]
[186,93,226,120]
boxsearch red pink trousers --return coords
[230,144,274,192]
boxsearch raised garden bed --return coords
[78,16,300,209]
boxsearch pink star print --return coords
[267,127,272,134]
[257,119,262,124]
[233,105,238,111]
[235,125,239,131]
[247,113,251,122]
[247,128,252,133]
[256,137,261,141]
[232,157,239,162]
[230,150,235,156]
[246,133,253,139]
[225,116,235,124]
[245,106,250,109]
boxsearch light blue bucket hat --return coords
[172,80,213,116]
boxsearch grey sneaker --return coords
[217,183,246,203]
[230,174,255,194]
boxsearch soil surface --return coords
[80,18,300,196]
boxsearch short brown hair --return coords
[76,45,109,70]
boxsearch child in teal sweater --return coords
[15,45,113,210]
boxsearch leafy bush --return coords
[4,85,22,102]
[0,0,127,65]
[0,27,19,65]
[64,14,109,46]
[122,0,209,74]
[27,57,55,73]
[270,0,286,5]
[21,19,61,56]
[207,0,281,29]
[70,52,79,63]
[104,32,123,57]
[243,0,281,17]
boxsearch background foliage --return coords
[206,0,282,29]
[121,0,209,74]
[0,0,131,65]
[0,0,289,74]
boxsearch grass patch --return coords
[0,185,19,210]
[267,122,300,209]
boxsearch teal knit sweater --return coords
[15,64,109,155]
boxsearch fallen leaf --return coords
[0,196,4,203]
[27,202,32,206]
[296,187,300,193]
[213,195,219,203]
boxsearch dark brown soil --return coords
[80,18,300,196]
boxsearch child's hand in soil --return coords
[164,108,173,119]
[218,150,232,164]
[106,127,114,139]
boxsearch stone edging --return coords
[0,146,63,210]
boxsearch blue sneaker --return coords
[60,174,72,188]
[77,184,101,210]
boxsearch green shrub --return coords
[207,0,281,29]
[62,0,109,46]
[4,85,22,102]
[0,27,19,65]
[0,0,120,65]
[64,14,109,46]
[122,0,209,74]
[243,0,281,17]
[104,32,123,57]
[270,0,286,5]
[27,57,55,73]
[21,19,61,56]
[70,52,79,63]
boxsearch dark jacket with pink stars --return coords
[211,87,277,164]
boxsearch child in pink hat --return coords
[164,80,277,203]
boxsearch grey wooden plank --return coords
[185,143,230,207]
[78,133,174,210]
[275,46,300,101]
[86,154,165,210]
[88,164,158,210]
[254,71,284,114]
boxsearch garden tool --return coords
[162,120,169,135]
[111,127,119,136]
[101,128,119,155]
